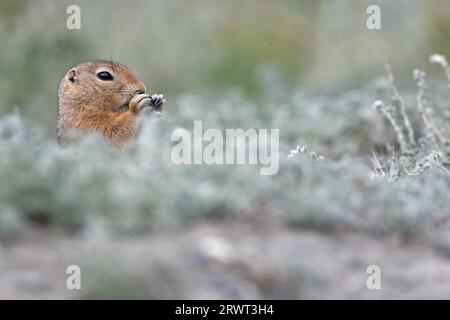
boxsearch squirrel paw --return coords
[129,93,165,114]
[129,93,152,113]
[149,94,165,112]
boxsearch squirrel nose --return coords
[136,82,147,94]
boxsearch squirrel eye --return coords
[97,71,114,81]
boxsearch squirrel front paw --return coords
[129,93,165,114]
[129,93,152,113]
[149,94,165,112]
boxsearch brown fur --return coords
[57,60,150,148]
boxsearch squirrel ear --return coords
[67,68,78,83]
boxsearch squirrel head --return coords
[58,60,147,114]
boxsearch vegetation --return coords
[1,0,450,299]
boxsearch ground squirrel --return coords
[57,60,164,148]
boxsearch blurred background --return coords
[1,0,450,131]
[1,0,450,300]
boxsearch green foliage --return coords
[0,75,449,250]
[2,0,450,129]
[2,0,450,299]
[372,55,450,180]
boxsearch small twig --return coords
[386,60,415,146]
[430,54,450,88]
[373,100,410,154]
[413,69,446,146]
